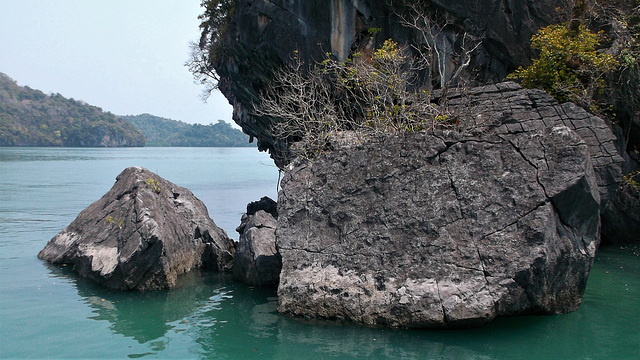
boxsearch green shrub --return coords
[622,170,640,194]
[508,23,619,111]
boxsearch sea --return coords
[0,147,638,359]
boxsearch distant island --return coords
[0,72,145,147]
[122,114,252,147]
[0,72,253,147]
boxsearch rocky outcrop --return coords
[440,83,627,242]
[234,197,281,286]
[602,182,640,243]
[215,0,569,166]
[246,196,278,219]
[437,82,623,210]
[275,83,607,328]
[38,166,235,290]
[210,0,634,243]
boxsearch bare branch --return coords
[254,41,458,163]
[392,0,482,93]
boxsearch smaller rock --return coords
[234,197,281,286]
[602,179,640,243]
[38,166,235,290]
[246,196,278,218]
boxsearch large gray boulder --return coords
[233,197,281,286]
[276,86,604,328]
[38,166,235,290]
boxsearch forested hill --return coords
[0,73,145,147]
[122,114,253,147]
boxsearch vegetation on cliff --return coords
[122,114,252,147]
[507,23,618,111]
[508,0,639,156]
[187,0,235,100]
[255,40,456,161]
[0,73,145,147]
[190,0,638,168]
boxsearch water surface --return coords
[0,147,638,359]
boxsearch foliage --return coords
[507,23,619,111]
[122,114,252,147]
[145,178,162,193]
[105,215,124,229]
[594,0,640,154]
[186,0,235,100]
[0,73,145,147]
[621,170,640,194]
[255,40,455,162]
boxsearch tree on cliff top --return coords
[507,0,639,158]
[186,0,235,101]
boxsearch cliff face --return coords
[214,0,568,165]
[209,1,634,328]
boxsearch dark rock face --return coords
[234,197,281,286]
[276,84,607,328]
[216,0,568,166]
[440,83,626,243]
[246,196,278,218]
[602,185,640,243]
[38,166,235,291]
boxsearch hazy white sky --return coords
[0,0,233,125]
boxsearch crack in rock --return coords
[275,82,614,329]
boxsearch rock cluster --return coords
[233,197,281,286]
[38,167,235,290]
[275,83,615,328]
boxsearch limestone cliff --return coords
[209,0,636,244]
[202,1,636,327]
[214,0,568,167]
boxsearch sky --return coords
[0,0,233,125]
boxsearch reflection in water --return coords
[46,265,240,344]
[189,283,493,359]
[41,247,640,360]
[0,148,102,162]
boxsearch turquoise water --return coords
[0,147,638,359]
